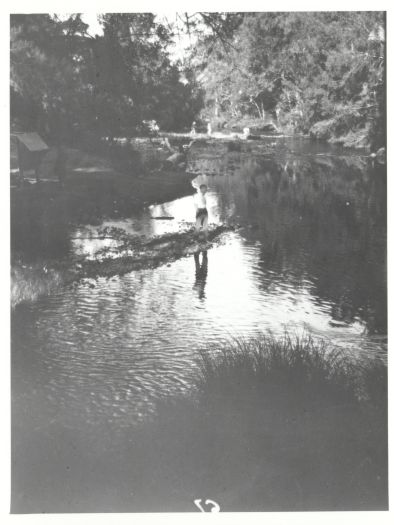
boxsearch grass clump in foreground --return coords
[129,334,387,512]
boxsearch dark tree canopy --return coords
[10,13,203,144]
[10,12,385,150]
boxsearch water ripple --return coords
[12,146,387,435]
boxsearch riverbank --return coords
[208,115,382,152]
[128,334,387,511]
[12,333,386,512]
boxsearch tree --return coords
[190,11,385,147]
[10,13,204,144]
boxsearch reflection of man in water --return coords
[193,251,208,300]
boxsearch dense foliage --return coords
[10,14,203,145]
[190,12,385,149]
[10,12,385,150]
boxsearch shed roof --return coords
[15,132,49,152]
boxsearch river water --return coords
[11,137,387,510]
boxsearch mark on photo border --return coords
[194,498,221,512]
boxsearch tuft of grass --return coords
[129,334,387,512]
[196,334,364,408]
[11,264,64,308]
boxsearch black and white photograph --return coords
[8,4,388,516]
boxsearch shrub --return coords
[129,334,387,511]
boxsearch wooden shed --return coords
[12,132,49,182]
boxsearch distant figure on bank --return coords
[243,127,251,139]
[207,122,212,136]
[190,121,197,136]
[192,180,209,239]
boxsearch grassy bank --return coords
[129,335,387,511]
[10,334,387,512]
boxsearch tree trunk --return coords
[252,99,263,119]
[215,97,219,117]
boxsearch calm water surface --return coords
[12,138,387,478]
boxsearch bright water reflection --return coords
[71,192,223,259]
[12,139,387,435]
